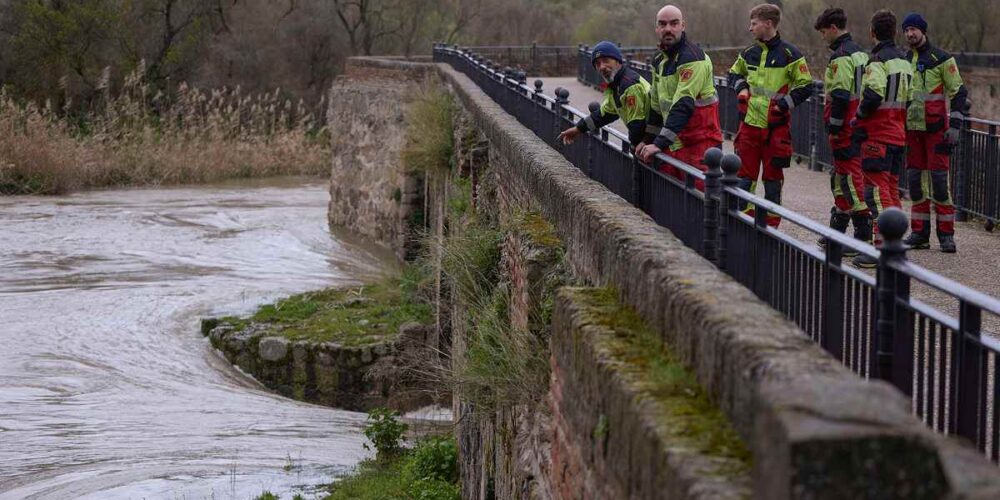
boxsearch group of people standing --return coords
[558,3,970,268]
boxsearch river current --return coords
[0,178,393,499]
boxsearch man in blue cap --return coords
[901,12,970,253]
[558,41,650,148]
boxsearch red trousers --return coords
[658,139,721,192]
[828,128,868,215]
[860,141,904,246]
[735,123,792,227]
[906,130,955,237]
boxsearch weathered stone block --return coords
[259,336,290,362]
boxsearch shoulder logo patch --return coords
[949,63,958,74]
[624,95,636,108]
[680,68,694,82]
[799,63,809,74]
[831,63,838,75]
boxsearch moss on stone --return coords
[217,275,432,348]
[511,211,561,250]
[570,287,752,475]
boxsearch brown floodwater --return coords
[0,177,396,499]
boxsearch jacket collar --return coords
[872,39,896,54]
[829,32,852,51]
[757,32,782,50]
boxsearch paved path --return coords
[540,77,1000,328]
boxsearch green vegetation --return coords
[219,270,432,347]
[362,408,409,460]
[572,287,751,469]
[447,210,569,412]
[326,436,460,500]
[402,86,455,176]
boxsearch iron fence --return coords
[575,45,1000,226]
[435,43,1000,462]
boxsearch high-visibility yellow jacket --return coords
[855,40,912,146]
[645,32,722,151]
[822,33,868,132]
[907,40,968,132]
[574,67,651,146]
[727,34,815,128]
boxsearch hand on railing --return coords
[558,127,582,145]
[636,143,661,164]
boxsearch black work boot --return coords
[903,232,931,250]
[939,234,957,253]
[818,210,852,251]
[852,253,878,268]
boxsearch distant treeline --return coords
[0,0,995,107]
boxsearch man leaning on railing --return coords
[557,41,651,149]
[635,4,723,191]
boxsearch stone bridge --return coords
[327,55,1000,499]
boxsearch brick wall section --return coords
[434,61,1000,498]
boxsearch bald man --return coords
[637,5,722,190]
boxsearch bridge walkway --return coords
[539,76,1000,322]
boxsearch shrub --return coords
[362,408,408,460]
[404,436,458,484]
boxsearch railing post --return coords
[631,152,642,209]
[718,154,742,272]
[873,208,913,393]
[952,300,985,448]
[531,42,538,74]
[953,118,971,222]
[554,87,569,145]
[533,79,544,135]
[702,148,724,264]
[809,100,820,171]
[822,234,846,362]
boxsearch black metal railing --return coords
[434,44,1000,462]
[575,45,1000,226]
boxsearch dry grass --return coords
[0,63,330,195]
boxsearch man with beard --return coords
[901,13,969,253]
[850,9,912,268]
[814,7,871,256]
[558,41,650,149]
[727,3,814,227]
[636,4,722,190]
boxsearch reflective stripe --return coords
[829,117,844,126]
[583,115,596,131]
[912,92,947,102]
[751,86,779,98]
[645,124,661,135]
[658,127,679,143]
[695,95,719,107]
[938,214,956,221]
[950,111,965,120]
[782,94,795,110]
[886,74,900,103]
[734,78,747,89]
[878,102,906,110]
[910,213,931,220]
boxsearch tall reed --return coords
[0,63,330,195]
